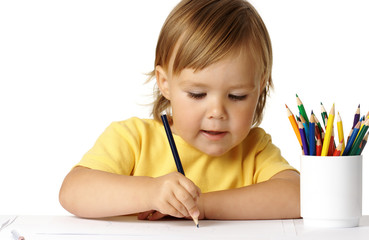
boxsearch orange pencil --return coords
[286,104,302,147]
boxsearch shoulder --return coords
[109,117,162,135]
[242,127,272,152]
[95,117,163,147]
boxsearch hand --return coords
[142,172,201,220]
[138,195,206,221]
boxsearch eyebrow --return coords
[228,83,256,91]
[179,81,256,91]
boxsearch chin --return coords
[201,147,229,157]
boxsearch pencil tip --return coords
[197,224,199,228]
[296,94,299,97]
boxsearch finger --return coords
[172,184,199,217]
[137,210,156,220]
[167,194,190,218]
[177,176,201,200]
[188,205,200,219]
[148,211,167,221]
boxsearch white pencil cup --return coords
[300,155,362,228]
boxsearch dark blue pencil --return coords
[309,114,316,156]
[161,114,185,175]
[161,114,200,227]
[298,120,309,155]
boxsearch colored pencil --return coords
[286,104,302,147]
[342,121,361,156]
[352,104,360,129]
[309,114,316,156]
[296,94,309,129]
[321,104,335,156]
[316,138,322,156]
[161,114,199,228]
[161,114,185,175]
[313,112,323,136]
[314,120,322,144]
[333,141,343,156]
[300,113,310,141]
[298,120,309,155]
[320,102,328,126]
[359,132,369,154]
[355,116,365,143]
[349,118,369,155]
[328,127,335,156]
[336,112,345,155]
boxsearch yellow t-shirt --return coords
[78,117,296,193]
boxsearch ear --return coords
[155,65,171,100]
[259,74,268,95]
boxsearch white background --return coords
[1,0,368,215]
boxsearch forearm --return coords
[59,166,153,218]
[202,171,300,220]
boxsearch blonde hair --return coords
[148,0,273,126]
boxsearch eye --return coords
[188,92,206,99]
[229,94,247,101]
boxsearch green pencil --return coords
[349,118,369,155]
[296,94,309,128]
[320,102,328,126]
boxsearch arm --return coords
[59,166,201,219]
[200,170,300,220]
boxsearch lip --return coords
[200,130,228,141]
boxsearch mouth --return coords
[201,130,227,140]
[202,130,225,135]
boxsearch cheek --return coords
[231,97,259,133]
[171,98,202,130]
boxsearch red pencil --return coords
[333,141,343,156]
[328,126,335,156]
[316,138,322,156]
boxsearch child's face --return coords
[157,50,263,156]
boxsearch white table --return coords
[1,215,368,240]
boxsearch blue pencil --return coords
[161,114,185,175]
[298,120,309,155]
[161,114,200,228]
[309,114,316,156]
[300,114,310,142]
[342,120,361,156]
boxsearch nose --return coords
[207,98,227,120]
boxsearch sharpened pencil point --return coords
[193,217,199,228]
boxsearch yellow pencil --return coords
[337,112,345,155]
[321,104,335,156]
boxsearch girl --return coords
[59,0,300,221]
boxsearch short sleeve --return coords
[253,130,298,183]
[77,119,141,175]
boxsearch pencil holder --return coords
[300,155,362,228]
